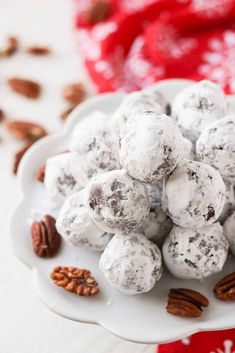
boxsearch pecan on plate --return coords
[26,46,51,56]
[50,266,100,296]
[13,142,33,174]
[86,0,110,24]
[37,163,45,182]
[214,272,235,301]
[7,77,41,99]
[0,36,18,57]
[166,288,209,318]
[62,83,86,105]
[6,120,47,141]
[31,215,61,257]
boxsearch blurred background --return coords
[1,0,234,352]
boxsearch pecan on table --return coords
[31,215,61,257]
[86,0,110,24]
[7,77,41,99]
[0,36,18,57]
[26,46,51,56]
[60,106,76,122]
[6,120,47,141]
[166,288,209,318]
[62,83,86,105]
[214,272,235,301]
[50,266,100,296]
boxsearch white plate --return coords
[9,79,235,344]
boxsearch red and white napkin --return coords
[157,329,235,352]
[74,0,235,349]
[75,0,235,93]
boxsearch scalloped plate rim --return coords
[9,78,235,344]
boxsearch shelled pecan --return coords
[214,272,235,301]
[50,266,100,296]
[7,77,41,99]
[6,120,47,141]
[26,46,51,55]
[0,36,18,57]
[166,288,209,318]
[86,0,110,23]
[62,83,86,105]
[31,215,61,257]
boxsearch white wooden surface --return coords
[0,1,155,352]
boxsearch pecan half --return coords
[214,272,235,301]
[0,36,18,57]
[31,215,61,257]
[6,120,47,141]
[166,288,209,318]
[51,266,99,296]
[26,46,51,55]
[7,77,41,99]
[60,106,76,122]
[62,83,86,105]
[0,109,5,123]
[37,164,45,182]
[13,142,33,174]
[86,0,110,23]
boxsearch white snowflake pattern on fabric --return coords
[123,36,165,91]
[198,31,235,93]
[76,22,118,61]
[94,46,125,87]
[156,25,198,59]
[191,0,233,19]
[181,337,191,345]
[211,340,235,353]
[120,0,156,12]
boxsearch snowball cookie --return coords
[162,160,225,228]
[44,152,81,207]
[119,112,184,183]
[112,88,170,135]
[69,111,119,187]
[163,223,229,279]
[224,211,235,255]
[219,180,235,223]
[142,206,172,246]
[56,190,113,251]
[196,115,235,181]
[86,170,150,233]
[99,232,162,295]
[172,80,228,142]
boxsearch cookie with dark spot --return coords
[56,189,113,251]
[44,153,81,207]
[119,112,184,183]
[162,160,225,228]
[172,80,228,142]
[99,232,162,294]
[196,115,235,181]
[163,223,229,279]
[86,170,150,233]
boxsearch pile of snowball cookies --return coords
[44,80,235,296]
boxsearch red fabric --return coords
[75,0,235,93]
[157,329,235,352]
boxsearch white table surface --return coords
[0,1,155,352]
